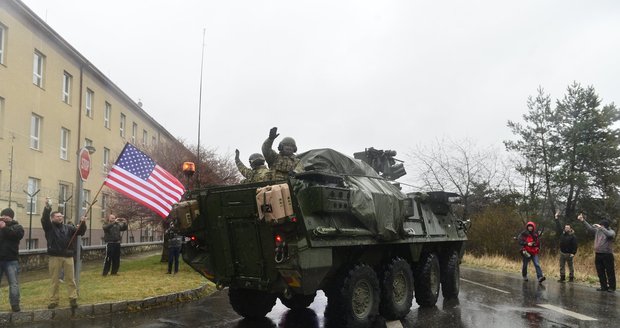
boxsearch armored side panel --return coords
[180,147,469,307]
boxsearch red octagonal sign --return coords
[79,148,91,181]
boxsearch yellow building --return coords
[0,0,179,248]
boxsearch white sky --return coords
[21,0,620,185]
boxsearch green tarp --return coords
[295,149,406,240]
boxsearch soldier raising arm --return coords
[262,127,299,180]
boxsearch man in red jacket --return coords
[519,221,546,283]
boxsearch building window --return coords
[103,147,110,172]
[132,122,137,144]
[104,102,111,128]
[152,136,157,146]
[142,130,148,146]
[60,128,70,160]
[33,51,45,87]
[58,183,71,216]
[82,189,91,214]
[27,177,40,214]
[0,97,4,137]
[30,114,41,150]
[62,72,72,104]
[26,239,38,249]
[0,23,6,65]
[101,193,108,218]
[85,89,94,118]
[120,113,126,137]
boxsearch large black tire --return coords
[325,264,380,328]
[279,292,316,310]
[379,257,414,320]
[414,252,440,307]
[229,288,277,319]
[440,250,460,299]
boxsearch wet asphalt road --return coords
[23,266,618,328]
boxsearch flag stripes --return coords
[104,143,185,218]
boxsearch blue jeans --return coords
[522,254,544,279]
[0,260,20,307]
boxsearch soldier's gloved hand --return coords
[235,149,240,160]
[269,127,279,140]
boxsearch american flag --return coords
[105,143,185,218]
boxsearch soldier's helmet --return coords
[248,153,265,169]
[278,137,297,154]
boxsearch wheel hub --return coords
[352,280,373,318]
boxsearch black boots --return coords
[558,275,565,283]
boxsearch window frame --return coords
[103,147,110,172]
[62,72,72,104]
[60,127,70,160]
[104,102,111,128]
[132,122,137,144]
[26,177,40,214]
[142,129,148,146]
[33,51,44,87]
[58,182,71,216]
[0,23,6,65]
[85,88,94,118]
[30,114,41,150]
[82,189,91,213]
[120,113,126,138]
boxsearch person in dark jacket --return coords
[41,198,86,309]
[519,221,546,283]
[166,222,183,274]
[102,214,128,276]
[554,211,578,282]
[0,208,24,312]
[577,213,616,292]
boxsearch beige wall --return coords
[0,0,178,249]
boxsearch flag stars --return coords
[116,144,156,180]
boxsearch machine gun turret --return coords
[353,147,406,180]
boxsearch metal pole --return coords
[196,28,206,188]
[75,176,83,289]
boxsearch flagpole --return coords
[66,182,105,250]
[196,28,206,188]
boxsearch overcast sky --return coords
[21,0,620,185]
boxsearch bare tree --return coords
[408,138,507,219]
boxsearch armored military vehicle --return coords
[176,147,469,327]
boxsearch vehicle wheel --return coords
[414,252,440,307]
[279,292,316,310]
[325,264,380,328]
[440,250,460,298]
[379,257,414,320]
[229,288,276,319]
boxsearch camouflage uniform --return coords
[262,138,299,180]
[235,158,271,183]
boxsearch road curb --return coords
[1,284,211,326]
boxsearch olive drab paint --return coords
[176,147,469,325]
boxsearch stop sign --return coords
[79,148,91,181]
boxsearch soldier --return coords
[262,127,300,180]
[235,150,270,183]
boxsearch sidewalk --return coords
[1,251,210,326]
